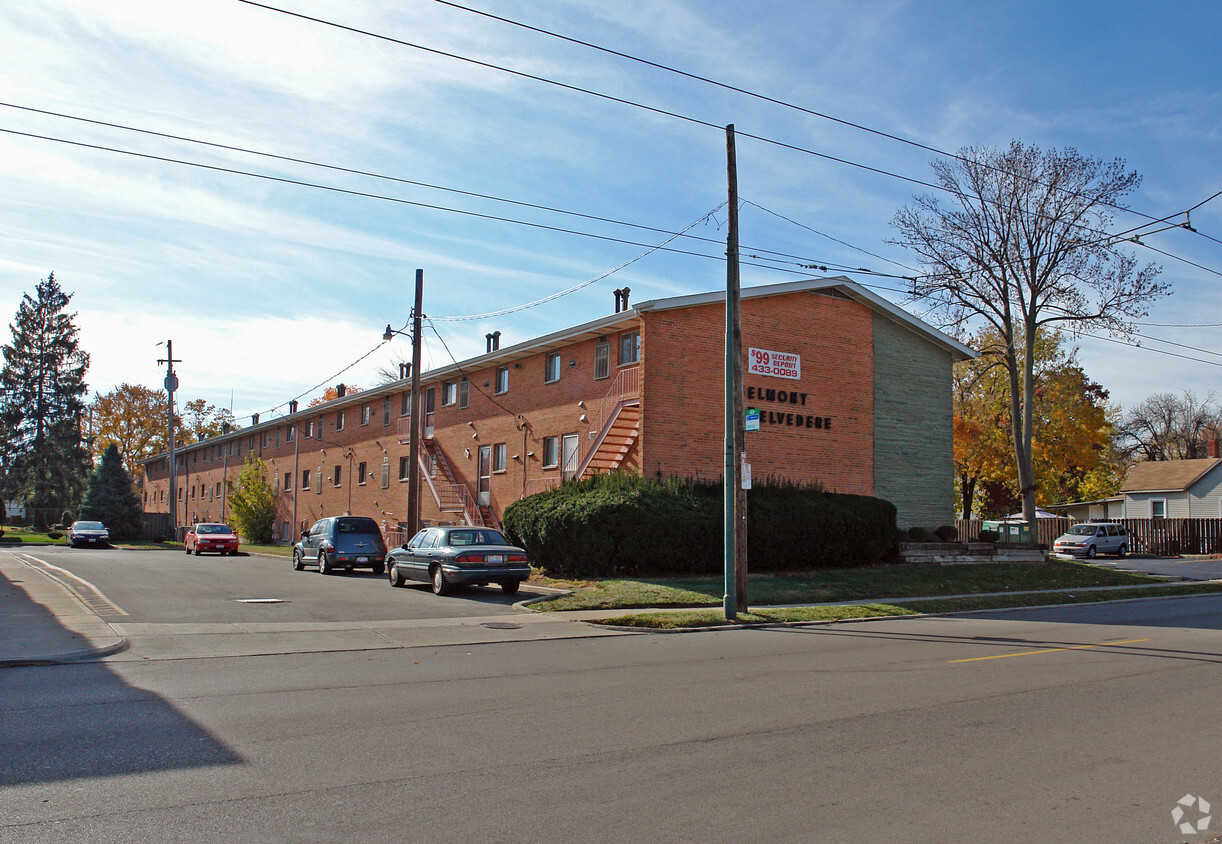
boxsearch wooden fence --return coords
[956,517,1222,556]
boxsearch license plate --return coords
[357,556,368,563]
[487,554,503,564]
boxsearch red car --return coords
[185,523,240,556]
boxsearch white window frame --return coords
[1151,498,1167,519]
[361,404,371,426]
[618,330,640,365]
[336,410,345,431]
[458,378,470,409]
[358,461,368,486]
[495,366,509,395]
[594,342,610,380]
[545,352,561,383]
[542,436,559,469]
[493,443,507,473]
[301,469,310,491]
[442,380,457,407]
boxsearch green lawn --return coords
[532,561,1166,612]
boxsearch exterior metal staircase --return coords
[579,403,640,477]
[419,438,490,528]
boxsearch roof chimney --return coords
[337,383,346,398]
[289,400,298,414]
[620,286,630,310]
[251,413,259,426]
[613,288,622,312]
[485,331,501,353]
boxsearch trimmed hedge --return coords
[502,473,896,578]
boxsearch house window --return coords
[493,443,506,473]
[283,472,292,491]
[273,474,279,495]
[333,465,342,487]
[336,410,344,431]
[381,458,390,489]
[358,462,367,485]
[1151,499,1166,519]
[399,455,410,481]
[383,397,391,427]
[317,416,324,440]
[178,487,182,501]
[286,424,294,443]
[302,469,311,490]
[361,404,371,425]
[618,330,640,365]
[401,392,410,416]
[304,419,313,438]
[442,380,457,406]
[193,452,197,464]
[216,481,222,497]
[545,352,561,383]
[542,436,559,469]
[261,431,269,448]
[458,378,470,409]
[495,366,509,395]
[594,342,610,380]
[275,429,281,448]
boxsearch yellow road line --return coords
[949,638,1151,663]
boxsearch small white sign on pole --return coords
[748,347,801,380]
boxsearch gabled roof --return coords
[1120,458,1222,493]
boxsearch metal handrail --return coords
[577,367,640,478]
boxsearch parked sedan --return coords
[386,526,530,595]
[184,523,240,556]
[67,520,109,548]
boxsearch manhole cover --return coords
[235,598,287,604]
[480,622,522,630]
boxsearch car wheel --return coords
[293,549,304,571]
[388,564,405,588]
[318,551,331,575]
[372,560,385,576]
[193,547,201,556]
[1117,543,1127,558]
[184,545,191,555]
[431,566,450,596]
[501,580,520,596]
[1086,545,1096,559]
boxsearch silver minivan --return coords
[1052,522,1129,559]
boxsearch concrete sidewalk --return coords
[0,553,129,666]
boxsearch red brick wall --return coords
[641,290,875,494]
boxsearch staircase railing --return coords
[419,442,483,526]
[577,367,641,478]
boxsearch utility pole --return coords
[157,341,181,538]
[407,269,424,538]
[724,125,748,619]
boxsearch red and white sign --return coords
[748,347,801,380]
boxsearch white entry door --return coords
[561,433,579,480]
[477,445,492,507]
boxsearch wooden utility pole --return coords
[406,269,424,537]
[724,125,748,618]
[157,341,181,539]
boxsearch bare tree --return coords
[1119,390,1221,462]
[891,141,1168,524]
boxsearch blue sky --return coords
[1,0,1218,422]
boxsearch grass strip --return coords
[595,582,1222,629]
[535,561,1164,612]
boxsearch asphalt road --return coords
[3,554,1221,843]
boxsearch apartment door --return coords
[424,386,436,438]
[561,433,580,480]
[477,445,492,507]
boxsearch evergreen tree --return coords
[79,443,144,539]
[0,273,91,525]
[227,456,275,544]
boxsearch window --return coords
[286,424,294,443]
[273,474,279,495]
[458,378,470,409]
[358,462,367,485]
[304,419,313,438]
[333,465,342,487]
[495,366,508,395]
[190,485,196,500]
[1151,499,1166,519]
[361,404,371,425]
[193,452,197,464]
[317,416,324,440]
[545,352,561,383]
[382,397,391,427]
[336,410,344,431]
[399,455,410,481]
[216,481,222,497]
[401,392,410,416]
[493,443,506,473]
[275,428,281,448]
[542,436,559,469]
[442,380,457,406]
[261,431,269,448]
[618,329,640,365]
[283,472,292,491]
[178,486,183,500]
[381,458,390,489]
[302,469,311,490]
[594,342,610,380]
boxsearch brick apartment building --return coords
[141,276,974,542]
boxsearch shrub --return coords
[47,530,63,539]
[907,526,930,542]
[934,524,958,542]
[502,473,896,578]
[978,529,1000,542]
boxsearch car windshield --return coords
[337,518,380,534]
[448,529,507,546]
[74,521,105,530]
[197,524,231,534]
[1067,525,1100,536]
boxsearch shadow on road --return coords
[0,575,241,786]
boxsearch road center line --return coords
[949,638,1151,664]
